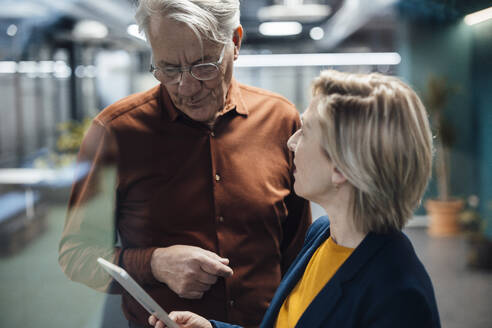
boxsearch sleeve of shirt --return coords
[280,113,312,275]
[58,119,159,293]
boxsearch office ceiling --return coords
[0,0,490,58]
[398,0,492,22]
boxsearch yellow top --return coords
[275,236,354,328]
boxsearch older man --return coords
[58,1,311,327]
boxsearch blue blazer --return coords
[212,216,440,328]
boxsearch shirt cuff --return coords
[120,246,160,285]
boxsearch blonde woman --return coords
[149,70,441,328]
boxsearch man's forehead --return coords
[155,44,221,67]
[149,15,221,48]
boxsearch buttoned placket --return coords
[210,130,225,227]
[208,124,236,321]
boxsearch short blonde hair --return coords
[312,70,433,233]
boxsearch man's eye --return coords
[163,68,179,76]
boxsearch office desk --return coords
[0,168,56,218]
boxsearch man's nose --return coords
[177,71,201,96]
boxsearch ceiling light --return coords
[464,6,492,25]
[0,61,17,74]
[258,4,331,23]
[85,65,98,78]
[309,27,324,40]
[75,65,86,78]
[127,24,146,41]
[72,20,108,40]
[259,21,302,36]
[235,52,402,67]
[54,61,71,78]
[6,24,18,37]
[38,61,55,75]
[17,61,37,74]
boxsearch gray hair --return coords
[312,70,433,234]
[135,0,240,45]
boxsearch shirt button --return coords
[215,174,221,181]
[229,300,235,308]
[218,216,224,223]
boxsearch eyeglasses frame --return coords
[149,44,226,84]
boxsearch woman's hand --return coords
[148,311,213,328]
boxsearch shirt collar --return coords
[159,84,180,122]
[159,77,248,123]
[223,78,248,116]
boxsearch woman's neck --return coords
[328,216,366,249]
[318,188,366,249]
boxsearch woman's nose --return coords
[287,132,298,151]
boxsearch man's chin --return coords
[183,108,215,124]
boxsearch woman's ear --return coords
[332,166,347,186]
[233,25,243,60]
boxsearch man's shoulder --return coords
[95,85,161,126]
[237,82,297,114]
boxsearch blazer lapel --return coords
[295,232,391,328]
[261,225,331,328]
[295,279,342,328]
[335,232,390,283]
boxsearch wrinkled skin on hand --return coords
[151,245,233,299]
[149,311,213,328]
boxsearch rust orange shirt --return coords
[58,79,311,327]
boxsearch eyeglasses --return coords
[150,45,226,84]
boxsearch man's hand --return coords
[149,311,212,328]
[151,245,233,299]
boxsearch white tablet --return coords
[97,257,179,328]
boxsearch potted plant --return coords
[459,197,492,270]
[423,75,464,237]
[34,117,93,169]
[32,117,93,203]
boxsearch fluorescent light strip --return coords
[0,61,71,77]
[259,21,303,36]
[0,61,17,74]
[235,52,401,67]
[464,6,492,25]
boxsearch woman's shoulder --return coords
[365,231,432,285]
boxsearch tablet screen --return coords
[97,257,179,328]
